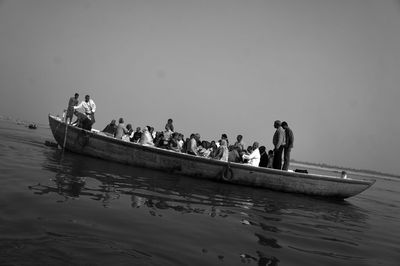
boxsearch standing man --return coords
[281,121,294,171]
[66,93,79,124]
[74,94,96,129]
[272,120,285,170]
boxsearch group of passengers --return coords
[66,93,293,170]
[100,118,279,169]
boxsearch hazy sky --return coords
[1,0,399,175]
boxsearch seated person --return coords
[242,142,260,167]
[131,127,142,143]
[115,118,129,140]
[154,132,169,149]
[243,145,253,164]
[122,123,133,142]
[209,141,218,159]
[102,119,117,136]
[233,135,245,156]
[228,145,241,163]
[267,150,274,168]
[169,132,181,152]
[177,133,184,151]
[214,139,229,162]
[197,141,212,157]
[139,126,154,146]
[187,133,200,156]
[258,146,269,167]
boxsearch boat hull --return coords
[49,115,375,199]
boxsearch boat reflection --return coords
[34,148,369,223]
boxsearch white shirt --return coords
[75,99,96,114]
[242,148,260,167]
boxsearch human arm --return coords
[74,101,83,110]
[243,149,260,160]
[90,100,96,113]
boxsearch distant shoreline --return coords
[0,117,398,178]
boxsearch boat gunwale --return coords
[49,114,375,187]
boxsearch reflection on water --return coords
[37,148,368,224]
[25,148,374,264]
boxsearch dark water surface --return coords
[0,120,399,266]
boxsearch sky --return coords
[0,0,400,175]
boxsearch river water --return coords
[0,120,399,266]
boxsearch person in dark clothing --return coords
[258,146,269,167]
[272,120,285,170]
[102,119,117,136]
[131,127,142,143]
[281,121,294,171]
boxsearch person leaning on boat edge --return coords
[74,94,96,130]
[281,121,294,171]
[66,93,79,124]
[272,120,285,170]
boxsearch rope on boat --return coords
[220,162,234,181]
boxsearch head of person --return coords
[167,118,173,124]
[252,142,259,150]
[143,126,149,133]
[136,127,141,132]
[281,121,288,129]
[247,146,253,153]
[221,134,228,140]
[268,150,274,155]
[259,146,266,153]
[274,120,281,129]
[74,93,79,99]
[195,133,201,141]
[221,139,227,147]
[119,118,124,124]
[126,124,132,131]
[236,135,243,142]
[85,95,90,102]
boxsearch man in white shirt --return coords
[74,94,96,129]
[242,142,261,167]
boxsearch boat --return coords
[28,123,37,129]
[48,114,375,199]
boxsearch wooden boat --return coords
[48,115,375,199]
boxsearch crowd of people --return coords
[66,93,294,171]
